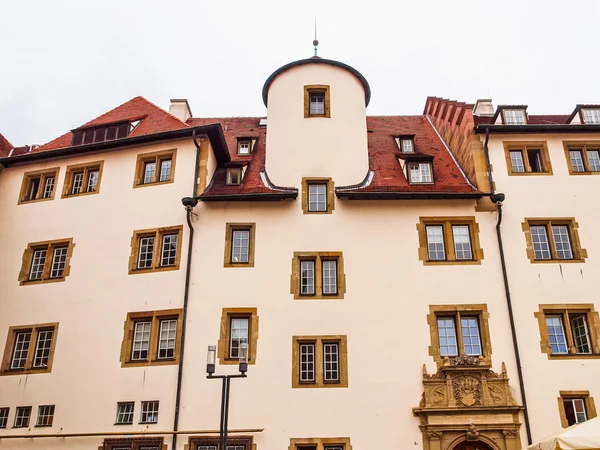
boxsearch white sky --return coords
[1,0,599,146]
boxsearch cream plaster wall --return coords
[486,133,600,443]
[264,64,370,187]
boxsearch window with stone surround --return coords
[120,309,182,368]
[133,149,176,187]
[102,437,163,450]
[292,335,348,388]
[223,223,256,268]
[503,142,552,175]
[558,391,597,428]
[61,161,104,198]
[302,178,335,214]
[128,226,183,274]
[18,238,75,285]
[535,304,600,359]
[289,437,352,450]
[291,252,346,299]
[304,85,330,118]
[564,142,600,175]
[217,308,258,365]
[417,217,483,265]
[427,305,492,366]
[1,323,59,375]
[522,218,586,263]
[189,435,253,450]
[18,167,60,204]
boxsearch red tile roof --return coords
[0,132,13,157]
[474,115,570,126]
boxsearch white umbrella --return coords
[528,417,600,450]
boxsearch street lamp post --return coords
[206,343,248,450]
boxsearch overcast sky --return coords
[1,0,598,146]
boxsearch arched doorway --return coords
[452,440,496,450]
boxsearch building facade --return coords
[0,56,599,450]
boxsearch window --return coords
[502,109,526,125]
[72,122,133,146]
[140,401,159,424]
[18,238,75,285]
[223,223,256,268]
[128,226,183,274]
[133,149,176,187]
[408,162,433,184]
[115,402,135,425]
[226,168,243,185]
[1,323,58,375]
[535,305,600,358]
[292,336,348,388]
[398,136,415,153]
[36,405,55,427]
[189,436,253,450]
[558,391,597,428]
[0,408,9,428]
[290,438,352,450]
[522,218,586,263]
[120,309,182,368]
[504,142,552,175]
[13,406,31,428]
[417,217,483,265]
[427,305,492,366]
[564,143,600,175]
[291,252,346,299]
[302,178,335,214]
[304,85,330,118]
[18,168,60,204]
[218,308,258,365]
[102,438,163,450]
[61,161,104,198]
[237,139,256,155]
[582,109,600,124]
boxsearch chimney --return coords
[473,99,494,117]
[169,99,193,122]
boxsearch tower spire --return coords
[313,17,319,57]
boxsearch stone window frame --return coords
[302,177,335,214]
[290,252,346,300]
[534,304,600,359]
[128,225,183,275]
[217,308,258,366]
[289,438,352,450]
[17,167,61,205]
[521,218,587,264]
[101,437,165,450]
[503,141,553,175]
[291,335,348,389]
[223,223,256,268]
[18,238,75,286]
[119,309,183,368]
[427,304,492,367]
[558,391,597,428]
[304,85,331,118]
[563,141,600,175]
[133,149,177,188]
[188,435,254,450]
[1,322,59,376]
[61,160,104,198]
[417,217,484,266]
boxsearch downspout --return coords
[483,127,533,445]
[172,130,202,450]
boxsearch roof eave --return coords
[199,192,298,202]
[335,191,483,200]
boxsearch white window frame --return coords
[300,260,316,295]
[545,315,568,355]
[131,321,151,361]
[50,246,68,278]
[42,176,55,199]
[460,316,482,356]
[323,342,340,383]
[143,161,156,184]
[503,109,526,125]
[229,317,249,359]
[33,329,54,368]
[309,93,325,115]
[582,109,600,124]
[29,249,47,280]
[36,405,55,427]
[308,183,328,212]
[437,318,458,357]
[159,159,172,182]
[160,234,178,267]
[299,342,316,383]
[140,401,159,424]
[158,319,177,359]
[137,237,155,269]
[116,402,135,425]
[426,225,446,261]
[11,331,32,369]
[401,137,414,153]
[408,162,433,184]
[14,406,31,428]
[322,260,338,295]
[86,170,100,192]
[231,230,250,263]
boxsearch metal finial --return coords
[313,17,319,56]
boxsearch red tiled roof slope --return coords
[36,96,189,152]
[474,115,570,126]
[0,132,13,157]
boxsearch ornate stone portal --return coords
[413,361,523,450]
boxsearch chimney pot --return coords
[169,99,193,122]
[473,99,494,117]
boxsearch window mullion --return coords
[149,316,160,361]
[582,145,591,172]
[152,232,161,269]
[562,311,576,354]
[153,157,159,183]
[316,338,324,385]
[456,313,464,355]
[546,222,559,259]
[523,147,532,172]
[316,256,323,296]
[42,245,53,279]
[24,328,37,370]
[444,222,456,261]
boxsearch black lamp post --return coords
[206,343,248,450]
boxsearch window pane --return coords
[437,318,458,356]
[72,172,84,194]
[132,321,151,360]
[161,234,178,266]
[14,407,31,428]
[158,319,177,359]
[11,331,32,369]
[159,159,172,182]
[138,236,155,269]
[545,316,568,354]
[582,109,600,124]
[323,342,340,382]
[238,142,250,155]
[231,230,250,263]
[570,315,592,354]
[420,163,432,182]
[50,246,68,278]
[461,317,482,356]
[30,249,47,280]
[300,260,315,295]
[587,150,600,172]
[510,151,525,173]
[86,170,100,192]
[552,225,573,259]
[426,225,446,261]
[504,109,526,125]
[322,260,337,294]
[527,150,543,173]
[33,330,54,368]
[309,94,325,114]
[308,184,327,212]
[229,317,249,359]
[299,342,315,382]
[401,139,414,153]
[452,225,472,260]
[140,401,159,424]
[42,176,55,198]
[27,177,40,200]
[530,225,551,260]
[36,405,55,426]
[570,150,585,172]
[143,162,156,184]
[116,402,134,424]
[0,408,9,428]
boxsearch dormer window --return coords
[582,109,600,124]
[72,121,134,146]
[502,109,526,125]
[238,140,251,155]
[400,137,415,153]
[226,168,243,185]
[304,85,330,118]
[408,162,433,184]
